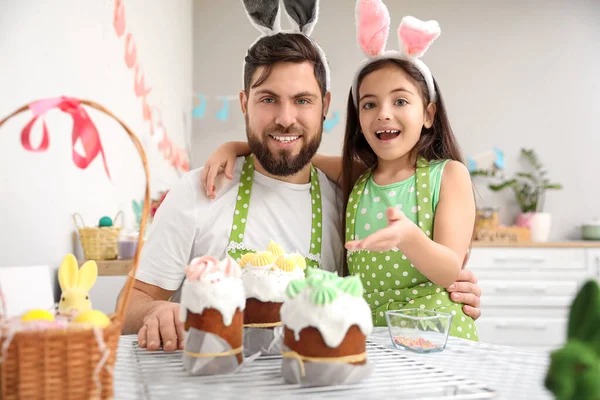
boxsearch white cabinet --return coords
[588,249,600,283]
[475,317,566,348]
[466,245,600,350]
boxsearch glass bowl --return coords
[385,309,453,353]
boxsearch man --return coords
[120,32,482,352]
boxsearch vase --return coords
[516,212,552,242]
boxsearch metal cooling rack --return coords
[368,329,553,399]
[112,330,510,399]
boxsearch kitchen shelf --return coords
[78,259,132,276]
[77,242,600,277]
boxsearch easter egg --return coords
[99,216,113,227]
[73,310,111,328]
[21,309,55,322]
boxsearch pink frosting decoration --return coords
[185,255,243,282]
[185,256,218,281]
[223,257,234,277]
[398,17,440,57]
[356,0,390,56]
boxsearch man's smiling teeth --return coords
[270,135,299,142]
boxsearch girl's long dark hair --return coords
[340,59,467,276]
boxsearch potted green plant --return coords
[472,148,562,242]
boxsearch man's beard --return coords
[246,120,322,177]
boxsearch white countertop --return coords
[111,327,553,399]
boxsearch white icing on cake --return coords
[280,287,373,348]
[179,257,246,326]
[242,264,305,303]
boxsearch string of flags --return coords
[112,0,190,172]
[190,92,342,133]
[467,148,504,173]
[192,94,237,120]
[323,111,340,133]
[110,0,346,176]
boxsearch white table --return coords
[112,327,554,399]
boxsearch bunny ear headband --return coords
[241,0,331,91]
[351,0,441,107]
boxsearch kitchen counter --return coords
[471,240,600,248]
[84,240,600,276]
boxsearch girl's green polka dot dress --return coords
[345,158,478,341]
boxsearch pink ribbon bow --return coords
[21,96,111,180]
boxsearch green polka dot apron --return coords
[225,155,323,269]
[346,158,478,341]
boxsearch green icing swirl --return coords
[298,268,364,305]
[306,269,339,287]
[286,279,307,299]
[310,283,339,305]
[304,266,321,280]
[334,275,364,298]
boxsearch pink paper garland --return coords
[112,0,189,172]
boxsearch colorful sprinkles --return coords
[393,335,440,350]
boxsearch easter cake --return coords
[238,240,306,355]
[179,255,246,375]
[240,240,306,326]
[280,268,374,385]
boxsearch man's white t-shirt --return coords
[136,157,344,296]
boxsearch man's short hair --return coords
[243,33,328,97]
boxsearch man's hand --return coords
[137,301,185,352]
[447,269,482,320]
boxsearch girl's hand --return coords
[345,207,420,252]
[200,142,249,199]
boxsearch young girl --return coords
[202,3,478,341]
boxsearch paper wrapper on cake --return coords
[180,255,246,375]
[280,268,374,386]
[239,241,306,356]
[281,344,373,386]
[243,296,284,356]
[183,327,242,375]
[243,326,284,356]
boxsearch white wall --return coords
[0,0,193,313]
[2,0,598,314]
[192,0,600,241]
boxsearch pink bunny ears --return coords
[352,0,440,106]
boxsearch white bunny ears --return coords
[351,0,441,106]
[241,0,330,91]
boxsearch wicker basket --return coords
[73,211,123,260]
[0,98,150,399]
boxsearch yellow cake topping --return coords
[267,239,285,257]
[251,251,275,267]
[293,252,306,270]
[239,252,256,268]
[275,254,297,272]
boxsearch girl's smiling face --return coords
[358,63,436,163]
